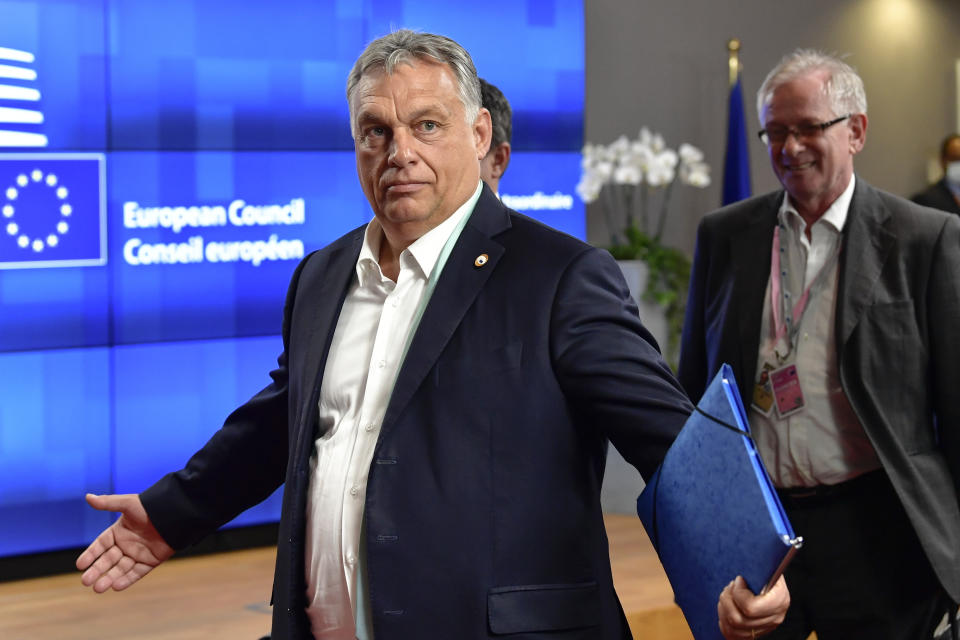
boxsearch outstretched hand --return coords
[718,575,790,639]
[75,493,175,593]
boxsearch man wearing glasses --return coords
[680,49,960,639]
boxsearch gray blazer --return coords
[678,178,960,601]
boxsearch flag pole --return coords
[722,38,751,205]
[727,38,741,88]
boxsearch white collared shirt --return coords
[303,182,482,639]
[750,175,881,487]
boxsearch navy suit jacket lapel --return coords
[298,232,363,445]
[379,187,509,439]
[730,193,779,402]
[836,179,895,349]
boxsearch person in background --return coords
[680,48,960,640]
[478,77,511,195]
[911,133,960,215]
[76,29,788,640]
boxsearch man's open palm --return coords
[75,493,174,593]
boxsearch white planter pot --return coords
[615,259,669,353]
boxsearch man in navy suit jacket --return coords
[76,30,788,639]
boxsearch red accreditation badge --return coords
[770,363,805,418]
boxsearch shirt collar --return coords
[356,180,483,284]
[778,173,856,235]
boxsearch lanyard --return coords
[769,224,840,358]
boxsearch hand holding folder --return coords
[636,364,801,640]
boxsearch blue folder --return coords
[636,364,801,640]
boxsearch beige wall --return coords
[584,0,960,251]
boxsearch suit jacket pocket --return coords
[855,300,931,448]
[487,581,600,635]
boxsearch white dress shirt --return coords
[750,175,881,487]
[303,183,482,639]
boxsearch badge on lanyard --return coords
[751,362,775,415]
[751,223,834,420]
[770,363,805,418]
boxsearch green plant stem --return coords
[600,185,619,245]
[606,226,691,371]
[654,178,676,242]
[640,183,649,234]
[623,184,635,231]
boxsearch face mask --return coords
[946,161,960,188]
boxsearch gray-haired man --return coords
[681,49,960,639]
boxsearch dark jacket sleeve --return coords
[928,214,960,501]
[139,259,306,549]
[548,245,693,481]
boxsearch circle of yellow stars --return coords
[3,168,73,253]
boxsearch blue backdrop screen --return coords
[0,0,584,557]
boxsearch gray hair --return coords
[756,49,867,123]
[346,29,482,137]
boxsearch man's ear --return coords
[848,113,868,155]
[474,108,492,159]
[488,142,511,179]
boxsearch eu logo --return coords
[0,154,105,269]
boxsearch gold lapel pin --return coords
[474,253,489,267]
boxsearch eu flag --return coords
[0,154,104,269]
[722,77,751,206]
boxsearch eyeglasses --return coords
[757,114,852,145]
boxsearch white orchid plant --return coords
[577,127,710,245]
[576,128,711,369]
